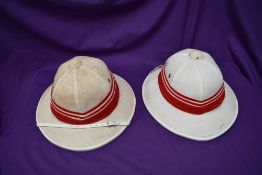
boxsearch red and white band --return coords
[50,73,120,125]
[158,66,225,115]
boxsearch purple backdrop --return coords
[0,0,262,174]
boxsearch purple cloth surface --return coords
[0,0,262,174]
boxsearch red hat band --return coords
[50,73,119,125]
[158,66,225,115]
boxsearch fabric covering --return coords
[0,0,262,174]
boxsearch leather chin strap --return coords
[37,121,130,129]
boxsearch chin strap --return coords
[36,121,130,129]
